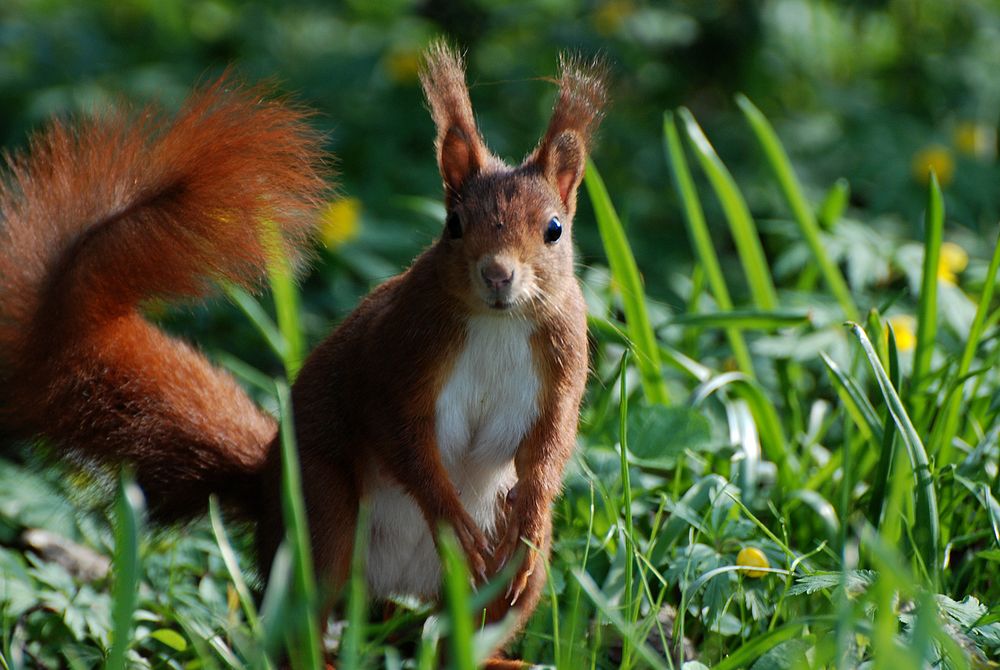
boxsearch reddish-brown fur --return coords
[258,44,605,666]
[0,75,328,520]
[0,45,606,667]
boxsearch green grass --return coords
[2,101,1000,670]
[911,173,944,411]
[586,160,671,405]
[663,111,755,379]
[274,381,323,670]
[106,476,143,670]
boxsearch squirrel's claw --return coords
[451,511,490,582]
[507,554,535,606]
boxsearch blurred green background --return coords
[4,3,1000,665]
[2,0,998,358]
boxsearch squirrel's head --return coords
[419,42,608,317]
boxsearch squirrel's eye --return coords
[544,216,562,244]
[446,212,462,239]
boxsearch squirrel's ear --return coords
[420,41,490,202]
[540,130,586,212]
[439,125,482,198]
[529,53,609,214]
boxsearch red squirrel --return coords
[0,44,607,666]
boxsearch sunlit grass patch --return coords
[2,99,999,670]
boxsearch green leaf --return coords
[786,570,876,596]
[616,351,637,668]
[749,638,810,670]
[788,489,840,544]
[259,541,295,655]
[978,549,1000,563]
[341,504,371,670]
[149,629,188,652]
[649,475,734,564]
[712,620,829,670]
[626,405,712,467]
[868,323,901,527]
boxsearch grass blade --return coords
[818,178,850,230]
[688,372,792,484]
[270,267,304,381]
[712,620,822,670]
[934,227,1000,463]
[847,322,940,587]
[820,352,883,444]
[225,284,287,362]
[216,352,280,396]
[439,530,476,670]
[209,497,266,664]
[868,327,901,527]
[259,541,295,655]
[275,382,323,670]
[573,569,671,670]
[263,221,305,381]
[617,350,636,669]
[736,95,859,321]
[789,489,840,545]
[666,309,811,331]
[678,107,778,311]
[663,112,755,377]
[209,497,260,625]
[585,160,670,405]
[106,474,145,670]
[911,172,944,402]
[649,474,733,564]
[341,503,371,670]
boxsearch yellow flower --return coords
[911,144,954,186]
[319,197,361,248]
[383,48,421,84]
[954,121,996,160]
[885,314,916,353]
[736,547,769,578]
[592,0,635,35]
[937,241,968,285]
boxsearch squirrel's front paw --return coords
[447,506,490,582]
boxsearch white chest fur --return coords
[435,315,541,473]
[365,315,541,598]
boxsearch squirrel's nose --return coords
[480,259,515,291]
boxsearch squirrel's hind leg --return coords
[256,445,361,611]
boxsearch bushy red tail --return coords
[0,76,329,521]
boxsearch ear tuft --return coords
[528,53,609,214]
[420,40,491,201]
